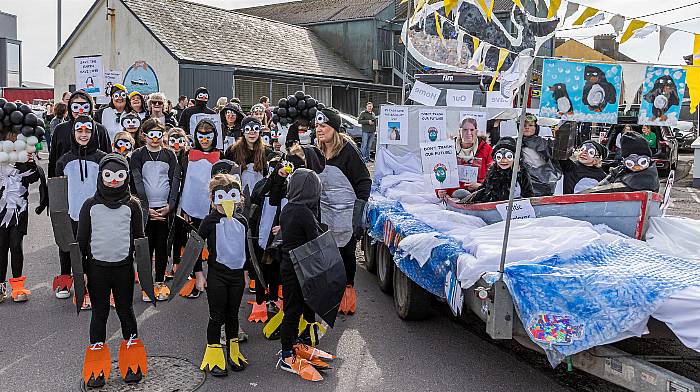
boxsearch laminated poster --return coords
[379,106,409,145]
[457,157,481,184]
[639,66,686,126]
[419,108,447,143]
[421,142,459,190]
[459,110,488,137]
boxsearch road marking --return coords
[107,305,160,343]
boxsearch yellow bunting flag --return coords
[444,0,458,16]
[412,0,426,22]
[694,33,700,64]
[472,36,480,52]
[572,7,599,26]
[620,20,648,44]
[547,0,561,19]
[489,48,511,92]
[512,0,524,10]
[686,35,700,114]
[476,0,494,22]
[434,11,444,40]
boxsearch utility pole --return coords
[57,0,62,51]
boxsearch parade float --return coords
[363,0,700,390]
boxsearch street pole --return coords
[57,0,62,51]
[498,56,534,273]
[400,0,412,104]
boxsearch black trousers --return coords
[87,262,137,343]
[58,220,79,276]
[0,226,24,282]
[206,265,244,345]
[146,215,169,282]
[171,216,186,265]
[253,247,281,304]
[189,217,204,273]
[280,259,315,352]
[340,237,358,286]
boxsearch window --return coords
[6,42,20,87]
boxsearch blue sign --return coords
[122,61,159,94]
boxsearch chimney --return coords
[594,34,618,59]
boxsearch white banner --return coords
[486,91,513,108]
[446,89,474,107]
[418,108,447,143]
[420,141,459,189]
[100,70,122,105]
[409,80,441,106]
[74,55,104,99]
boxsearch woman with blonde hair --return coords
[315,108,371,315]
[224,116,270,193]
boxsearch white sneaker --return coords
[0,282,7,303]
[142,291,152,302]
[55,288,70,299]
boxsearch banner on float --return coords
[100,70,122,105]
[409,81,441,106]
[540,59,621,124]
[379,106,409,145]
[418,108,447,143]
[420,141,459,190]
[74,55,104,99]
[639,66,687,126]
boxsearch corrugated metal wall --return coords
[179,64,235,104]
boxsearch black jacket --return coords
[178,103,215,133]
[466,164,535,204]
[559,159,606,194]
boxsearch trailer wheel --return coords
[362,233,377,273]
[393,266,431,320]
[376,244,393,293]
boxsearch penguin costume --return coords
[559,140,607,194]
[582,66,617,112]
[224,116,269,200]
[221,103,244,150]
[464,137,535,204]
[0,151,40,303]
[549,83,574,116]
[178,87,215,134]
[54,116,107,307]
[112,131,135,158]
[643,75,680,122]
[586,132,660,193]
[95,84,132,141]
[197,173,249,377]
[120,113,144,149]
[76,153,149,388]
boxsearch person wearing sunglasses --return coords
[148,92,177,128]
[463,136,534,204]
[95,84,132,142]
[520,113,562,196]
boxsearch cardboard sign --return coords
[496,199,537,221]
[457,157,481,184]
[419,108,447,143]
[101,70,122,105]
[420,142,459,189]
[486,91,513,108]
[409,81,441,106]
[446,89,475,107]
[379,106,409,145]
[74,55,104,99]
[190,113,224,150]
[459,110,488,137]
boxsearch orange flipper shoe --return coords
[294,342,336,362]
[179,278,196,297]
[118,335,147,384]
[277,354,323,382]
[339,285,356,315]
[9,276,30,302]
[83,342,111,388]
[248,301,268,323]
[52,274,73,299]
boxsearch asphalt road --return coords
[0,154,697,392]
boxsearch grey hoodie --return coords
[287,168,321,213]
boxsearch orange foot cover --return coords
[118,336,147,379]
[83,343,111,384]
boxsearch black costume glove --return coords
[352,199,367,239]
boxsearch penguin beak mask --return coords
[213,186,242,220]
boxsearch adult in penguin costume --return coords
[178,119,221,298]
[178,87,215,134]
[559,139,607,194]
[48,91,111,178]
[582,66,617,112]
[586,132,660,193]
[549,83,574,116]
[519,114,562,196]
[315,108,371,315]
[95,84,132,142]
[643,75,680,122]
[224,116,271,207]
[220,103,244,150]
[0,142,40,303]
[129,91,149,121]
[52,116,108,306]
[76,153,151,388]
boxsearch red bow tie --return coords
[189,149,220,164]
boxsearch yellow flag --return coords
[434,11,444,40]
[694,33,700,64]
[476,0,494,22]
[472,36,480,52]
[444,0,458,16]
[685,66,700,114]
[547,0,561,19]
[489,48,511,92]
[620,20,648,44]
[412,0,426,22]
[573,7,598,26]
[512,0,524,10]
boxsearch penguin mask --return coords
[168,135,186,152]
[624,154,651,172]
[73,117,94,146]
[194,119,218,152]
[494,148,515,169]
[114,138,133,155]
[121,114,142,131]
[212,181,242,220]
[195,87,209,104]
[96,154,131,206]
[144,129,164,144]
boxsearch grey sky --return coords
[1,0,699,85]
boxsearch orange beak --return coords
[151,137,160,142]
[173,143,180,149]
[110,179,118,185]
[118,146,126,153]
[201,138,209,144]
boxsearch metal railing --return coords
[381,49,421,83]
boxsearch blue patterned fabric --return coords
[503,239,700,367]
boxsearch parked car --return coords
[602,116,678,178]
[673,120,696,152]
[339,112,363,144]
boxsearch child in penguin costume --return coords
[220,103,244,150]
[586,132,660,193]
[520,114,561,196]
[178,119,221,298]
[464,137,535,204]
[224,116,271,201]
[165,127,189,279]
[76,153,148,388]
[130,118,181,301]
[112,131,135,158]
[0,142,40,303]
[95,84,132,142]
[559,140,607,194]
[54,116,108,308]
[197,173,249,377]
[179,87,215,134]
[120,113,144,149]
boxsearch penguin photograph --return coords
[582,65,617,112]
[640,67,687,125]
[549,83,574,116]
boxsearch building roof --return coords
[555,38,635,63]
[50,0,369,82]
[394,0,515,22]
[237,0,395,25]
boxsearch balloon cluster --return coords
[0,98,45,163]
[272,91,326,127]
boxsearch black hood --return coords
[193,119,218,152]
[194,87,210,107]
[67,91,95,121]
[220,103,244,128]
[95,153,131,207]
[70,115,100,155]
[287,168,321,210]
[621,131,652,157]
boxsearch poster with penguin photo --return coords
[379,106,409,145]
[418,108,447,143]
[420,142,459,189]
[540,59,622,124]
[638,66,687,126]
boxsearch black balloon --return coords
[12,124,23,133]
[277,107,287,117]
[297,100,306,110]
[0,98,6,108]
[288,107,298,117]
[287,96,297,106]
[0,110,4,121]
[21,125,34,137]
[23,112,38,127]
[10,111,24,125]
[19,104,32,115]
[308,107,317,118]
[278,98,288,108]
[272,114,279,123]
[3,102,17,114]
[34,126,45,139]
[306,98,317,107]
[286,117,294,125]
[301,109,309,118]
[294,91,305,100]
[304,95,311,100]
[2,116,11,127]
[272,107,278,115]
[317,102,325,110]
[279,117,288,126]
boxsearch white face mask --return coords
[101,169,128,187]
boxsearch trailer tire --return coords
[376,244,393,294]
[362,233,377,274]
[393,266,431,320]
